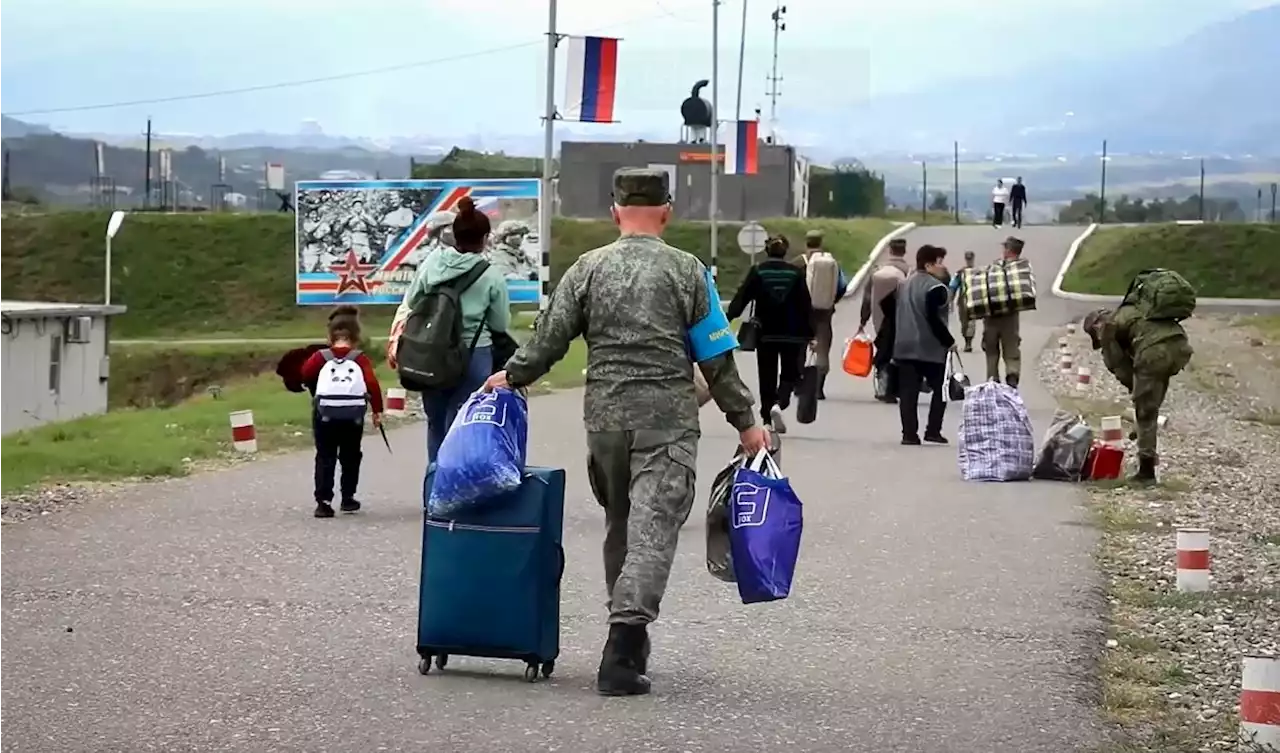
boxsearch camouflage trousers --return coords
[982,313,1022,381]
[1132,371,1171,462]
[957,303,976,341]
[586,428,699,626]
[811,308,834,373]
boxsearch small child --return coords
[299,306,384,518]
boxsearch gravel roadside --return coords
[1038,313,1280,751]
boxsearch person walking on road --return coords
[982,237,1027,388]
[727,235,815,433]
[386,197,514,464]
[991,179,1011,228]
[483,168,768,697]
[894,245,955,445]
[1009,177,1027,229]
[800,229,840,400]
[860,237,911,403]
[949,250,978,352]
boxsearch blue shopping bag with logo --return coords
[728,450,804,604]
[429,388,528,517]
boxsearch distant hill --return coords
[1,125,419,207]
[841,4,1280,154]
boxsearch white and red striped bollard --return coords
[385,388,407,417]
[1066,322,1077,336]
[229,410,257,453]
[1100,416,1124,444]
[1175,527,1210,592]
[1059,353,1074,374]
[1075,366,1092,392]
[1241,654,1280,750]
[1058,336,1070,352]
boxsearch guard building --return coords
[1,301,127,434]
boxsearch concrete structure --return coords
[558,140,810,221]
[1,301,126,434]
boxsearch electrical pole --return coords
[539,0,559,311]
[1198,158,1205,221]
[766,4,786,143]
[1098,139,1108,224]
[953,140,960,224]
[921,161,927,224]
[734,0,748,120]
[144,118,153,209]
[709,0,721,281]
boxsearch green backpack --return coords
[1121,268,1197,322]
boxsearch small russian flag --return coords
[563,36,619,124]
[724,120,760,175]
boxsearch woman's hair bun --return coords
[329,305,359,320]
[456,196,476,214]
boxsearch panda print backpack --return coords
[314,349,369,423]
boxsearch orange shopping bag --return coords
[842,331,874,377]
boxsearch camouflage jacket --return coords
[1098,305,1194,390]
[504,233,758,432]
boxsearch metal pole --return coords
[710,0,720,281]
[734,0,748,121]
[921,161,927,224]
[767,4,783,142]
[144,118,152,209]
[953,140,960,224]
[1198,158,1205,221]
[539,0,558,311]
[1098,139,1108,224]
[1271,183,1277,223]
[104,235,112,306]
[1258,188,1264,223]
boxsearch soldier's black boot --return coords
[1005,372,1020,390]
[637,633,651,676]
[596,624,651,696]
[963,337,973,353]
[1130,457,1157,485]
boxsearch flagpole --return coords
[539,0,558,311]
[709,0,720,282]
[734,0,748,120]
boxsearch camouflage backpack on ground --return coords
[1121,268,1197,322]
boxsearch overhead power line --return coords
[2,6,687,118]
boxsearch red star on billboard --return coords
[329,250,379,296]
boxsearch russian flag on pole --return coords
[563,36,619,123]
[724,120,760,175]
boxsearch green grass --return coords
[1060,224,1280,298]
[1,211,893,339]
[1,339,587,493]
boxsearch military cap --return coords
[1003,236,1025,253]
[1081,308,1109,333]
[612,168,671,207]
[805,229,824,241]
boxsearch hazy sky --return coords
[2,0,1274,139]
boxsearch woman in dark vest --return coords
[893,244,956,445]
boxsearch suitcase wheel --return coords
[436,654,449,670]
[417,657,432,675]
[523,663,540,683]
[540,661,555,679]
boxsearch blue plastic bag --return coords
[428,388,528,516]
[728,450,803,604]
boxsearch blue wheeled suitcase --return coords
[416,466,565,682]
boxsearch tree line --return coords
[1056,193,1247,223]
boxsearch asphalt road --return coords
[2,225,1107,753]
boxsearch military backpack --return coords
[1120,268,1197,322]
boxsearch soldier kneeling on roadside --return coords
[1081,270,1196,484]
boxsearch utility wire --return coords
[3,8,687,117]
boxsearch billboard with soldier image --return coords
[295,178,542,305]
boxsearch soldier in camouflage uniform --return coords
[1082,306,1193,483]
[484,168,769,697]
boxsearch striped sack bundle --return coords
[961,258,1037,320]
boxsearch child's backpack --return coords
[396,261,490,392]
[315,349,369,422]
[1121,268,1197,322]
[805,251,840,310]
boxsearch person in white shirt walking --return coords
[991,179,1010,228]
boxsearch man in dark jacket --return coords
[728,235,814,433]
[1009,177,1027,229]
[893,244,955,445]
